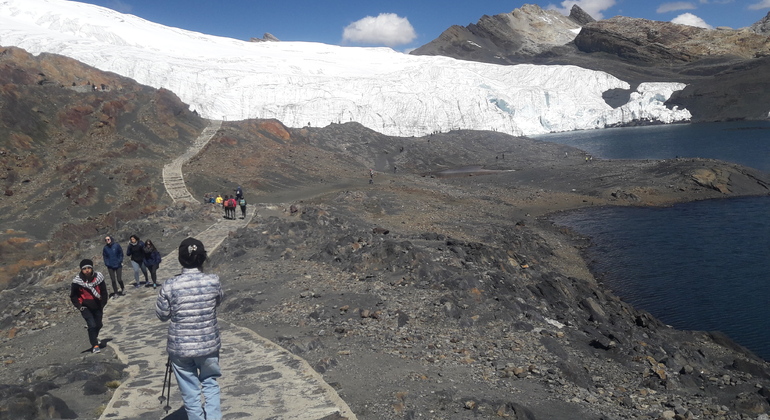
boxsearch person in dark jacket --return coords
[234,185,243,201]
[70,259,109,353]
[102,235,125,297]
[126,235,149,288]
[156,238,223,420]
[143,239,162,288]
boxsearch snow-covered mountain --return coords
[0,0,691,137]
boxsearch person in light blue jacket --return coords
[156,238,223,420]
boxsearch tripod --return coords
[159,356,173,413]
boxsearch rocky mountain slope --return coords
[0,46,208,290]
[411,5,770,124]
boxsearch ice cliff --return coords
[0,0,691,137]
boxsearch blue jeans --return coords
[171,354,222,420]
[130,260,148,284]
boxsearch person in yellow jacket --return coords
[215,194,223,206]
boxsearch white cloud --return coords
[547,0,616,20]
[342,13,417,47]
[671,12,713,28]
[748,0,770,10]
[657,2,697,13]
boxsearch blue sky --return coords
[77,0,770,50]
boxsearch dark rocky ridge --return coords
[411,4,770,125]
[1,47,770,419]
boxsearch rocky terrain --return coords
[412,5,770,125]
[1,28,770,420]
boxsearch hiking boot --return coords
[92,346,101,354]
[153,283,157,289]
[145,283,153,288]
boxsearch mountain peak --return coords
[569,4,596,26]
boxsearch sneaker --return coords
[119,290,125,296]
[92,346,100,354]
[153,283,157,289]
[145,283,153,288]
[134,283,140,288]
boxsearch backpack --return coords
[226,199,235,208]
[239,198,246,206]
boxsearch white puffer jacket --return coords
[155,268,223,358]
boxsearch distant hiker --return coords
[126,235,149,288]
[223,195,237,219]
[234,186,243,201]
[238,196,247,219]
[70,259,108,354]
[102,235,125,297]
[369,168,374,178]
[156,238,223,420]
[143,239,162,288]
[215,194,223,206]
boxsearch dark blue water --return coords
[535,121,770,361]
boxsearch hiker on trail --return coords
[102,235,125,297]
[70,259,108,354]
[226,195,238,220]
[126,235,149,288]
[238,196,247,219]
[222,196,230,219]
[234,186,243,201]
[143,239,162,289]
[156,238,223,420]
[215,194,223,206]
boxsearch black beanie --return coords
[179,238,206,268]
[80,259,94,269]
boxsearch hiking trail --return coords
[99,119,355,420]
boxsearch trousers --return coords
[80,306,103,347]
[130,260,148,284]
[107,267,124,293]
[170,353,222,420]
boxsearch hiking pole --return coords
[159,356,173,413]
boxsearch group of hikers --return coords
[70,237,223,420]
[67,184,245,419]
[100,234,163,297]
[204,186,247,219]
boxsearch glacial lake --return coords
[534,121,770,361]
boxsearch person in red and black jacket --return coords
[70,259,109,353]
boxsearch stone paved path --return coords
[98,120,355,420]
[162,120,222,204]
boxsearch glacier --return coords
[0,0,692,137]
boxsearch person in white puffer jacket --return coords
[156,237,223,420]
